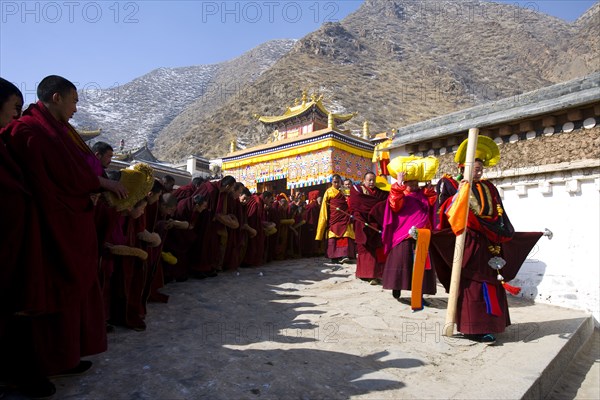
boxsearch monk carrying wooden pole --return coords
[443,128,479,337]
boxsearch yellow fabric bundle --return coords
[387,156,439,182]
[109,245,148,260]
[265,226,278,236]
[105,163,155,212]
[161,251,178,265]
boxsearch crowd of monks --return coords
[1,75,543,399]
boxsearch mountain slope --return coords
[72,39,296,150]
[154,0,599,161]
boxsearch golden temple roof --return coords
[255,92,356,125]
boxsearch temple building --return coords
[221,91,375,194]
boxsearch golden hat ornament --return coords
[105,163,155,212]
[387,155,439,182]
[375,175,391,192]
[454,135,500,167]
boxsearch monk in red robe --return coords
[0,78,55,398]
[316,174,356,263]
[242,191,274,267]
[172,176,204,201]
[301,190,321,257]
[430,159,543,343]
[189,176,237,276]
[381,172,438,302]
[222,182,246,270]
[349,172,388,281]
[2,76,125,396]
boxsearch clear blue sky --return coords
[1,0,596,104]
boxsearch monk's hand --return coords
[106,180,128,199]
[458,179,469,189]
[397,171,406,184]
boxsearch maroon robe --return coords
[222,194,244,270]
[266,202,281,262]
[430,179,542,334]
[0,139,47,382]
[143,200,169,303]
[3,101,106,375]
[243,194,267,267]
[381,185,438,293]
[349,184,388,279]
[163,193,201,281]
[300,199,320,257]
[110,215,148,330]
[191,181,228,273]
[324,189,355,259]
[172,183,197,201]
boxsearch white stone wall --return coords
[487,161,600,323]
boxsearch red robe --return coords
[172,183,197,201]
[222,194,244,270]
[243,194,267,266]
[349,184,388,279]
[191,181,228,273]
[110,214,148,329]
[142,200,169,303]
[430,180,542,334]
[300,199,320,257]
[0,138,47,382]
[3,101,106,375]
[381,184,438,293]
[163,192,201,280]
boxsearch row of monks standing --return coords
[160,180,326,284]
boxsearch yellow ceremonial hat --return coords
[387,155,439,182]
[375,175,391,192]
[454,135,500,167]
[105,163,155,212]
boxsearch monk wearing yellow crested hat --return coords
[429,136,544,343]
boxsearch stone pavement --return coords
[3,257,597,399]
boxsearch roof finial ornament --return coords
[301,90,308,105]
[363,121,370,139]
[328,112,336,130]
[230,139,236,153]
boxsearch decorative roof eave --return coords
[222,128,374,169]
[257,99,356,125]
[389,72,600,149]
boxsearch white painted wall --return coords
[488,162,600,323]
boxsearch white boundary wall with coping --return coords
[486,160,600,323]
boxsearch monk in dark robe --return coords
[222,182,246,270]
[242,191,274,267]
[163,191,207,281]
[316,174,355,263]
[189,176,237,276]
[172,176,204,201]
[236,188,256,264]
[2,76,126,396]
[138,180,170,305]
[349,172,388,281]
[107,198,151,331]
[430,159,543,343]
[301,190,321,257]
[0,78,54,398]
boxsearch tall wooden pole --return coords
[443,128,479,337]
